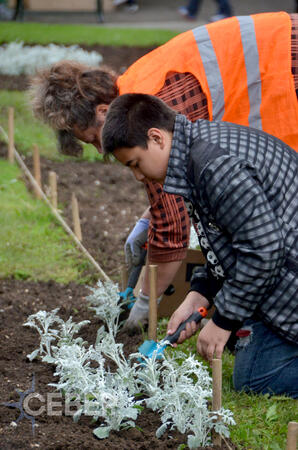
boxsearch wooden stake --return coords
[286,422,298,450]
[48,171,57,209]
[33,144,42,199]
[121,265,128,291]
[148,264,158,341]
[71,193,82,241]
[212,358,222,446]
[8,107,14,163]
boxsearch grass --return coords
[157,319,298,449]
[0,159,94,283]
[0,22,177,47]
[225,390,296,449]
[0,90,58,159]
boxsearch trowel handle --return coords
[127,247,147,289]
[164,307,208,345]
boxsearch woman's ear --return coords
[95,104,109,123]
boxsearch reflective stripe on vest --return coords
[193,16,262,129]
[237,16,262,129]
[193,26,225,121]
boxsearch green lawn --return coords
[0,159,94,283]
[0,22,177,47]
[0,91,102,161]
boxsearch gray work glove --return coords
[125,218,149,269]
[124,290,163,330]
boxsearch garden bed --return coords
[0,277,236,449]
[0,44,237,449]
[0,279,185,449]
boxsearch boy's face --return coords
[113,128,172,184]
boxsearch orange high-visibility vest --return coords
[117,12,298,151]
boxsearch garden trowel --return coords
[138,306,208,359]
[119,247,147,309]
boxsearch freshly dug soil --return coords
[0,44,238,449]
[24,152,148,279]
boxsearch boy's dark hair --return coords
[102,93,177,155]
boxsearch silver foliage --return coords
[0,41,102,75]
[24,280,235,446]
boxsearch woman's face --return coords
[73,104,109,153]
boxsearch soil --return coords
[0,44,237,449]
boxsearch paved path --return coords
[21,0,296,31]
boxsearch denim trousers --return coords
[187,0,232,17]
[233,319,298,398]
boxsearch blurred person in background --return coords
[179,0,233,22]
[0,0,12,20]
[113,0,139,13]
[0,0,23,21]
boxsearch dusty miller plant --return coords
[24,283,143,438]
[48,329,142,438]
[86,280,124,336]
[0,41,102,76]
[24,307,90,363]
[136,350,235,448]
[24,280,235,447]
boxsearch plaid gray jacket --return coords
[163,115,298,344]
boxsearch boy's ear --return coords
[95,104,109,123]
[147,128,165,146]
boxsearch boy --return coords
[101,93,298,398]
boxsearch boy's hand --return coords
[167,291,209,344]
[197,319,231,362]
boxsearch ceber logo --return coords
[2,373,36,435]
[2,374,87,435]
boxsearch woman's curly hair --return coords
[29,60,118,155]
[30,60,118,130]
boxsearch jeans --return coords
[217,0,232,16]
[233,319,298,398]
[187,0,232,18]
[187,0,201,17]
